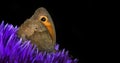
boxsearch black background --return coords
[0,0,91,63]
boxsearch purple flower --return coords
[0,21,78,63]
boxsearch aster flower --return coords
[0,21,78,63]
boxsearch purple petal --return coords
[0,21,78,63]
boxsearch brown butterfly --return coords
[17,7,56,52]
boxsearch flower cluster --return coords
[0,21,78,63]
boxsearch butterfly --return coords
[17,7,56,52]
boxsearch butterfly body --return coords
[17,7,56,52]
